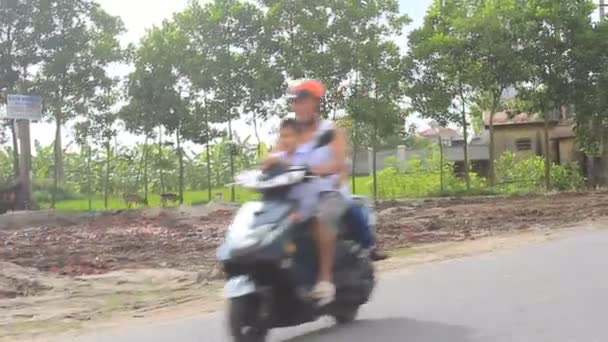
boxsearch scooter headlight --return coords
[228,223,275,250]
[233,236,259,250]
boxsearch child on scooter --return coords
[262,118,299,168]
[261,118,305,222]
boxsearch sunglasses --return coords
[287,89,315,103]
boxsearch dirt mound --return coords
[0,210,97,230]
[2,192,608,291]
[0,206,235,277]
[374,192,608,250]
[0,262,54,299]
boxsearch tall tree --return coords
[35,0,124,194]
[468,0,529,187]
[354,41,407,199]
[1,0,42,178]
[124,21,188,198]
[73,120,94,210]
[408,0,529,188]
[90,88,119,209]
[259,0,334,80]
[174,6,224,201]
[179,0,274,201]
[183,100,222,201]
[570,15,608,185]
[407,0,477,190]
[518,0,596,189]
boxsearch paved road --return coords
[77,230,608,342]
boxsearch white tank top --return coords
[283,120,336,217]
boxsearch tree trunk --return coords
[143,141,149,201]
[54,116,64,183]
[206,143,212,201]
[51,154,58,209]
[351,141,357,194]
[371,76,380,201]
[543,108,551,190]
[87,144,92,211]
[134,146,143,189]
[11,120,20,179]
[204,112,212,201]
[228,119,236,202]
[438,135,444,193]
[176,128,184,205]
[158,125,165,194]
[488,103,498,188]
[460,99,470,191]
[135,136,148,192]
[252,112,262,160]
[372,117,378,201]
[104,142,111,209]
[488,119,496,188]
[51,116,63,209]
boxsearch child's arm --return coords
[260,155,283,170]
[260,151,290,170]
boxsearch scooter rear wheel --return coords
[228,295,268,342]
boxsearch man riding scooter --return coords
[268,79,386,305]
[219,80,377,341]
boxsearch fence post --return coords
[367,147,373,176]
[438,136,444,193]
[397,145,406,171]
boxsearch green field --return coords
[46,177,374,211]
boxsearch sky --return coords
[20,0,434,152]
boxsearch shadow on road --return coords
[281,318,473,342]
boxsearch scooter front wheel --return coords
[228,295,268,342]
[332,304,360,324]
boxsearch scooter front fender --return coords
[224,275,256,299]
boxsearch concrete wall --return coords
[352,144,490,176]
[492,123,578,166]
[558,138,576,164]
[492,124,546,159]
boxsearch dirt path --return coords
[2,192,608,341]
[18,222,608,342]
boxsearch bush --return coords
[361,149,583,200]
[551,162,584,191]
[495,151,583,193]
[366,146,486,199]
[495,151,545,193]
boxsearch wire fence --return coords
[1,142,586,211]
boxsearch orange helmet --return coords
[289,79,325,99]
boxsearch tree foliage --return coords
[3,0,608,208]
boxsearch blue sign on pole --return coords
[5,94,43,120]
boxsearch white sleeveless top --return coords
[287,120,347,219]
